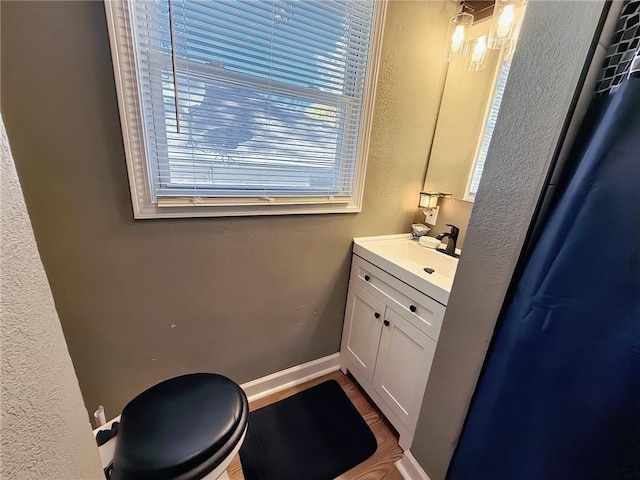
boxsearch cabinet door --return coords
[373,306,437,429]
[343,284,386,384]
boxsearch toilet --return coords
[107,373,248,480]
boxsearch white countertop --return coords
[352,234,459,305]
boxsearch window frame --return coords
[465,53,512,202]
[104,0,387,219]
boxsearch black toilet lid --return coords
[111,373,248,480]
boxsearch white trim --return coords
[93,352,340,437]
[93,353,340,469]
[395,451,432,480]
[349,0,387,218]
[104,0,387,219]
[131,201,363,219]
[104,0,151,220]
[464,53,509,201]
[240,353,340,403]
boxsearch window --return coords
[467,58,511,201]
[105,0,385,218]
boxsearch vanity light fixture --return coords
[419,192,440,225]
[488,0,518,49]
[466,35,488,71]
[445,12,474,62]
[446,1,525,73]
[419,192,451,225]
[419,192,440,210]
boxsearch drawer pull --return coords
[410,305,417,313]
[364,275,370,281]
[374,312,381,319]
[383,320,390,327]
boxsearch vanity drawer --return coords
[350,255,446,341]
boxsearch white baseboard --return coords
[395,451,431,480]
[94,353,340,433]
[240,352,340,403]
[93,353,340,468]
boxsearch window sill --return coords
[131,199,363,219]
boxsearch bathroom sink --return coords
[352,234,459,305]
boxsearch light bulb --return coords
[451,25,465,53]
[497,5,515,38]
[471,36,486,62]
[445,12,473,61]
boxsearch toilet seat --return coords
[111,373,248,480]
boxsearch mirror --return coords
[424,2,527,201]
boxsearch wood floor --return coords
[227,370,404,480]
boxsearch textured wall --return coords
[410,2,607,479]
[0,1,452,417]
[0,117,103,479]
[370,0,457,219]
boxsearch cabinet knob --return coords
[383,320,390,327]
[364,275,370,281]
[374,312,380,319]
[409,305,417,313]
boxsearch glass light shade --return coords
[445,12,474,62]
[488,0,517,49]
[466,36,488,71]
[419,192,439,209]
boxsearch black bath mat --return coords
[239,379,377,480]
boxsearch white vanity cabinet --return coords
[372,307,437,432]
[342,284,386,384]
[340,251,447,450]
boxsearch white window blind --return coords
[105,0,384,218]
[468,58,511,200]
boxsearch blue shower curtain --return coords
[447,7,640,480]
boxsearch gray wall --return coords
[1,116,103,479]
[1,1,453,417]
[410,2,607,479]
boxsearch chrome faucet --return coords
[436,224,460,258]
